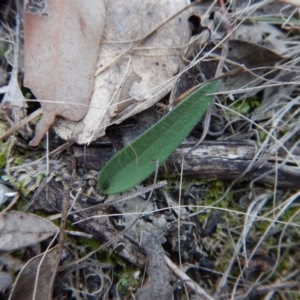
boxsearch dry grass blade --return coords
[165,255,214,300]
[0,108,41,141]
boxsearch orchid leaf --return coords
[98,80,221,194]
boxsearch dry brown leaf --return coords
[219,40,284,94]
[55,0,191,144]
[171,36,284,102]
[9,246,60,300]
[226,40,284,68]
[23,0,106,146]
[0,211,58,251]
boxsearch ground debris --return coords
[135,232,174,300]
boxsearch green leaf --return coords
[98,80,221,194]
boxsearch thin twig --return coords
[165,255,214,300]
[0,108,42,141]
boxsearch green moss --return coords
[11,249,23,258]
[14,157,23,166]
[258,130,267,141]
[92,249,140,296]
[0,120,9,137]
[16,197,28,211]
[25,92,33,99]
[202,180,234,208]
[34,210,52,218]
[116,265,140,296]
[76,236,101,253]
[0,140,11,168]
[230,97,261,115]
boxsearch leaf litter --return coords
[54,0,192,144]
[0,0,300,299]
[0,211,58,252]
[9,245,60,300]
[23,0,106,146]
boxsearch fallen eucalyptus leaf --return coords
[226,40,283,69]
[9,246,59,300]
[98,80,220,194]
[54,0,191,144]
[23,0,106,146]
[0,211,58,251]
[219,39,284,94]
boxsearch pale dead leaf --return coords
[0,271,12,292]
[3,15,28,126]
[0,86,9,94]
[0,211,58,251]
[23,0,106,146]
[54,0,191,144]
[232,22,288,54]
[0,183,14,206]
[9,246,59,300]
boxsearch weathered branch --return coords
[74,140,300,189]
[164,140,300,189]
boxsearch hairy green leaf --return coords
[98,80,221,194]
